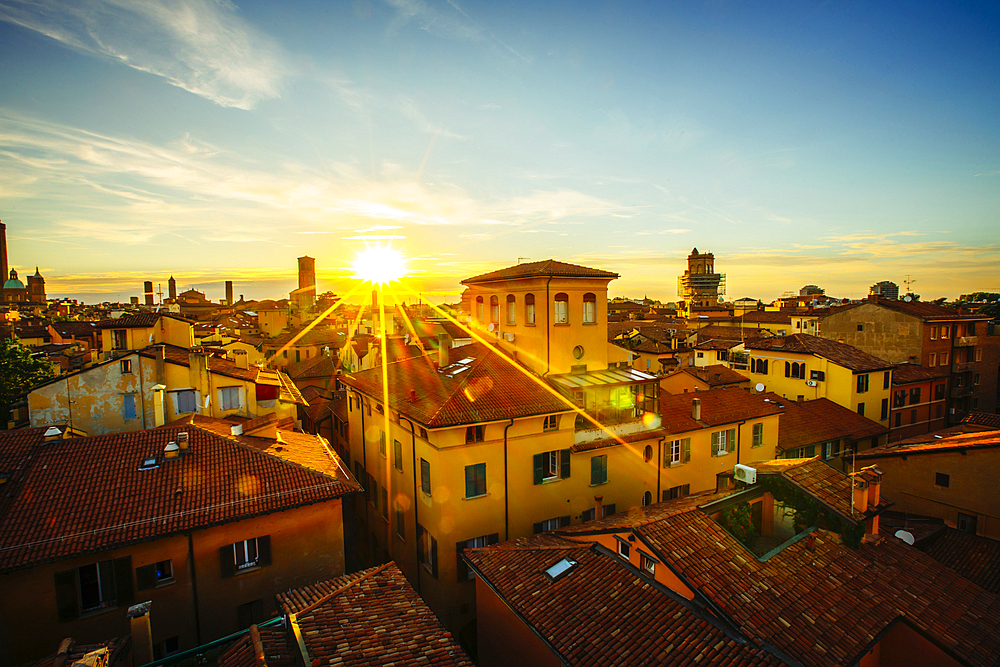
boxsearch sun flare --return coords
[352,245,407,285]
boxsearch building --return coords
[817,297,994,421]
[0,221,46,307]
[143,281,154,306]
[292,256,317,312]
[745,333,895,428]
[888,363,950,441]
[466,457,1000,667]
[676,247,727,318]
[0,421,359,665]
[168,275,177,300]
[659,364,751,394]
[855,428,1000,539]
[216,563,473,667]
[870,280,900,300]
[97,311,196,359]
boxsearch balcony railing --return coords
[954,336,978,347]
[952,362,973,374]
[951,386,974,398]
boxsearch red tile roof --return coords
[464,537,781,666]
[683,364,751,387]
[861,298,989,322]
[658,388,784,435]
[963,411,1000,429]
[276,563,473,666]
[341,342,571,428]
[855,429,1000,460]
[921,529,1000,595]
[461,259,618,284]
[890,362,950,384]
[96,312,194,329]
[16,637,132,667]
[216,625,294,667]
[283,354,338,380]
[0,423,359,572]
[761,394,888,450]
[755,456,889,521]
[746,333,893,373]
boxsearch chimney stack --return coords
[437,333,449,367]
[177,431,189,452]
[594,495,603,519]
[127,602,154,667]
[164,441,180,459]
[692,397,702,422]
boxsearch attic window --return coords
[543,558,577,582]
[139,457,159,471]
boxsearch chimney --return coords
[692,397,702,422]
[409,389,417,402]
[164,441,180,459]
[437,333,449,367]
[594,495,603,519]
[852,478,868,515]
[797,395,804,403]
[806,533,816,551]
[232,349,249,369]
[127,602,154,667]
[177,431,189,452]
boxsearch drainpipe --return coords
[735,419,747,465]
[503,418,514,541]
[542,276,553,377]
[351,389,369,561]
[399,415,420,595]
[656,436,665,502]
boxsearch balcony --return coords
[954,336,978,347]
[952,362,973,374]
[951,386,974,398]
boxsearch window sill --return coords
[540,476,562,485]
[79,604,120,619]
[525,323,536,327]
[582,322,597,326]
[553,323,570,327]
[463,493,489,501]
[666,461,684,468]
[589,480,609,487]
[235,564,263,576]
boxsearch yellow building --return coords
[745,333,894,427]
[97,312,195,359]
[28,344,305,435]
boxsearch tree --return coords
[0,339,53,427]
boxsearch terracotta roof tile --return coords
[746,334,893,373]
[857,299,990,322]
[762,394,888,450]
[461,259,618,284]
[216,625,295,667]
[856,429,1000,460]
[0,423,359,572]
[276,563,473,666]
[921,529,1000,595]
[890,362,950,384]
[16,637,132,667]
[658,389,784,434]
[96,312,194,329]
[684,364,751,387]
[963,412,1000,429]
[756,456,886,521]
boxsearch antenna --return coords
[904,275,916,294]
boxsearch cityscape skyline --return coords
[0,0,997,303]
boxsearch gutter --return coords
[542,276,553,377]
[503,418,514,541]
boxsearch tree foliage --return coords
[722,503,757,547]
[0,339,53,425]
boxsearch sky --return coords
[0,0,997,305]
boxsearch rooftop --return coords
[461,259,618,284]
[857,298,990,322]
[762,394,888,450]
[891,362,951,384]
[746,333,894,373]
[920,528,1000,595]
[856,428,1000,460]
[680,364,751,387]
[658,389,784,434]
[96,312,194,329]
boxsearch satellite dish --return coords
[487,323,495,332]
[894,530,915,545]
[903,295,912,302]
[755,383,765,393]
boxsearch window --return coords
[910,409,917,424]
[823,441,841,460]
[395,503,405,539]
[642,444,653,462]
[957,512,978,534]
[120,359,132,374]
[475,296,484,322]
[884,371,891,389]
[367,473,378,506]
[665,438,691,466]
[237,599,264,630]
[123,393,137,420]
[929,352,937,366]
[641,554,656,575]
[295,350,300,363]
[696,352,704,359]
[417,525,438,577]
[751,358,769,374]
[456,533,499,581]
[381,487,389,519]
[543,415,560,431]
[857,402,865,417]
[583,293,596,324]
[936,404,943,419]
[136,560,173,590]
[420,458,431,495]
[420,427,428,439]
[881,398,889,421]
[940,352,949,366]
[785,362,805,379]
[220,537,271,577]
[752,423,764,448]
[466,425,485,443]
[525,293,536,325]
[712,428,736,456]
[934,383,946,400]
[220,386,240,411]
[506,295,516,325]
[663,484,690,501]
[941,325,950,339]
[554,293,569,324]
[393,439,403,471]
[857,324,864,332]
[895,413,901,427]
[856,374,869,394]
[810,369,825,381]
[617,540,630,559]
[55,557,134,620]
[930,326,938,340]
[177,389,196,414]
[590,454,608,485]
[534,449,570,484]
[582,503,615,521]
[783,445,815,459]
[976,348,983,362]
[465,463,487,498]
[716,350,728,362]
[935,472,949,488]
[974,373,981,386]
[379,431,386,456]
[893,390,906,408]
[642,491,652,506]
[155,637,180,660]
[533,516,569,533]
[112,329,128,350]
[910,387,921,404]
[490,295,499,325]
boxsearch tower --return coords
[144,280,154,306]
[26,267,45,303]
[168,276,177,300]
[294,256,317,311]
[225,280,234,306]
[677,247,726,317]
[0,221,7,286]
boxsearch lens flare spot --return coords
[642,411,660,427]
[353,245,407,285]
[236,474,261,496]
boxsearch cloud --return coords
[0,0,287,109]
[635,228,690,235]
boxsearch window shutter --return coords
[560,449,571,479]
[113,556,134,605]
[590,456,600,484]
[430,537,438,578]
[533,453,543,485]
[54,570,78,622]
[136,564,157,591]
[257,535,272,567]
[416,525,425,563]
[683,438,691,463]
[601,456,607,483]
[533,521,543,534]
[456,541,468,582]
[559,515,570,528]
[728,429,736,451]
[682,484,690,496]
[220,544,236,578]
[465,467,474,499]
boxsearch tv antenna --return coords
[904,275,916,294]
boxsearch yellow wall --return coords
[258,310,288,338]
[100,318,194,358]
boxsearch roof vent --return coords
[409,389,417,402]
[138,457,159,471]
[164,441,180,459]
[43,426,63,441]
[543,558,577,582]
[692,398,702,422]
[177,431,189,450]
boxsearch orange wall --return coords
[475,578,563,667]
[878,620,962,667]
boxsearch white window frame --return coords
[617,540,630,559]
[220,386,241,411]
[554,296,568,324]
[712,430,730,456]
[234,538,259,570]
[583,297,596,324]
[670,439,682,465]
[641,554,655,575]
[543,451,559,481]
[543,415,559,431]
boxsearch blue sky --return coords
[0,0,997,304]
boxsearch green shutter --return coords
[682,438,691,463]
[591,456,600,484]
[136,564,157,591]
[220,545,236,578]
[430,537,438,578]
[601,456,607,483]
[54,570,78,622]
[258,535,271,567]
[560,449,571,479]
[533,453,543,485]
[729,429,736,451]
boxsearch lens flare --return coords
[352,245,407,285]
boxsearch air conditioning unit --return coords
[504,332,515,342]
[806,380,817,387]
[734,464,757,485]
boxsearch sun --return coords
[352,244,408,285]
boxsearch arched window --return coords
[643,444,653,462]
[554,293,569,324]
[490,295,499,325]
[524,293,535,325]
[506,295,516,325]
[785,361,792,378]
[475,296,484,323]
[583,293,596,324]
[642,491,652,506]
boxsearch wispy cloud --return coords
[0,0,287,109]
[635,228,690,235]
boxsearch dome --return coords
[4,269,25,290]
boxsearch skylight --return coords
[544,558,577,582]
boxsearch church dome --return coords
[4,269,25,290]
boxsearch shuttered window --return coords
[220,536,271,577]
[54,556,133,622]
